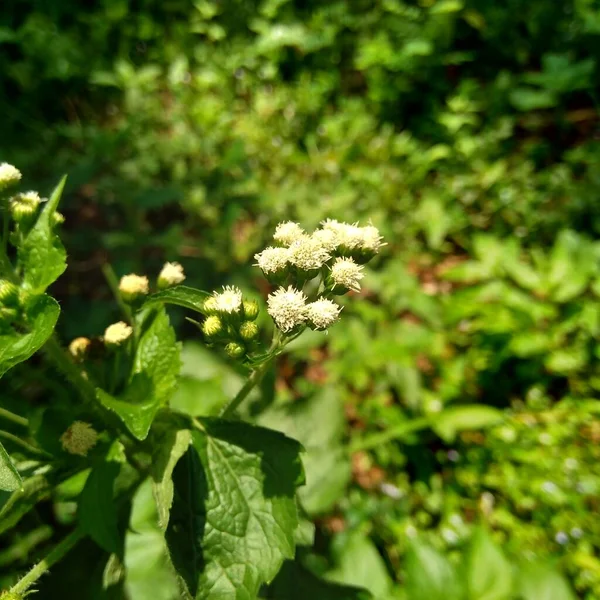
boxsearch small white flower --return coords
[254,246,290,274]
[213,285,243,313]
[273,221,305,246]
[19,191,43,204]
[60,421,98,457]
[69,337,91,359]
[322,219,363,249]
[104,321,133,346]
[359,224,385,253]
[288,236,331,271]
[267,286,307,332]
[306,298,341,330]
[312,228,338,252]
[158,262,185,287]
[0,163,22,190]
[331,257,364,292]
[119,274,149,298]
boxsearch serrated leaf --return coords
[432,405,503,442]
[0,441,22,492]
[19,176,67,293]
[145,286,210,315]
[165,419,304,599]
[79,459,122,555]
[465,528,513,600]
[258,388,351,515]
[0,294,60,378]
[263,560,372,599]
[151,428,192,530]
[97,307,180,440]
[405,540,463,600]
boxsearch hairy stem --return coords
[0,407,29,428]
[9,528,85,595]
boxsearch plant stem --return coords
[9,528,85,595]
[0,430,49,457]
[101,262,132,322]
[0,407,29,428]
[219,360,271,418]
[348,417,431,453]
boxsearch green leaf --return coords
[263,560,372,599]
[165,419,304,599]
[258,388,351,515]
[0,441,22,492]
[97,307,180,440]
[19,176,67,293]
[150,428,192,530]
[517,562,575,600]
[145,286,210,315]
[432,405,504,442]
[405,540,463,600]
[328,532,394,599]
[0,294,60,378]
[465,528,513,600]
[79,459,122,555]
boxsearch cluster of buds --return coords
[117,262,185,306]
[254,220,384,335]
[200,286,260,359]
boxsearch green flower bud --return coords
[239,321,259,341]
[52,211,65,226]
[0,279,19,305]
[225,342,245,358]
[9,191,41,227]
[204,296,218,314]
[202,315,223,338]
[243,299,259,320]
[119,274,149,304]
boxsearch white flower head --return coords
[306,298,342,330]
[321,219,364,250]
[104,321,133,346]
[267,286,307,332]
[19,191,43,204]
[273,221,305,246]
[213,285,243,314]
[158,262,185,288]
[288,235,331,271]
[312,228,338,252]
[359,224,385,253]
[119,274,149,300]
[254,246,290,274]
[331,257,364,292]
[60,421,98,457]
[69,337,91,359]
[0,163,22,190]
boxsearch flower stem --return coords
[0,407,29,428]
[0,430,49,458]
[9,528,85,595]
[219,360,271,418]
[101,262,132,322]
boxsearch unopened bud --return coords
[60,421,98,457]
[104,321,133,347]
[225,342,245,359]
[119,274,149,303]
[239,321,259,341]
[158,261,185,289]
[69,337,91,360]
[0,162,22,192]
[0,279,19,305]
[203,296,218,314]
[243,299,259,320]
[9,191,42,226]
[52,211,65,226]
[202,315,223,338]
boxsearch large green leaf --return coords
[78,459,122,555]
[97,307,180,440]
[405,540,464,600]
[165,420,304,599]
[263,560,372,599]
[19,176,67,293]
[145,286,209,315]
[0,441,22,492]
[0,294,60,378]
[517,563,575,600]
[465,528,513,600]
[258,388,351,515]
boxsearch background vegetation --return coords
[1,0,600,598]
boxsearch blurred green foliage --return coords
[1,0,600,598]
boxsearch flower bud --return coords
[119,273,149,304]
[225,342,245,358]
[0,279,19,306]
[60,421,98,457]
[52,211,65,227]
[104,321,133,347]
[9,191,42,227]
[158,261,185,289]
[239,321,259,341]
[254,246,290,284]
[273,221,305,246]
[288,236,331,279]
[243,299,259,320]
[0,162,22,192]
[204,296,218,314]
[69,337,91,361]
[202,315,223,338]
[306,298,342,330]
[329,257,364,294]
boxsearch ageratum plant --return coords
[0,165,383,599]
